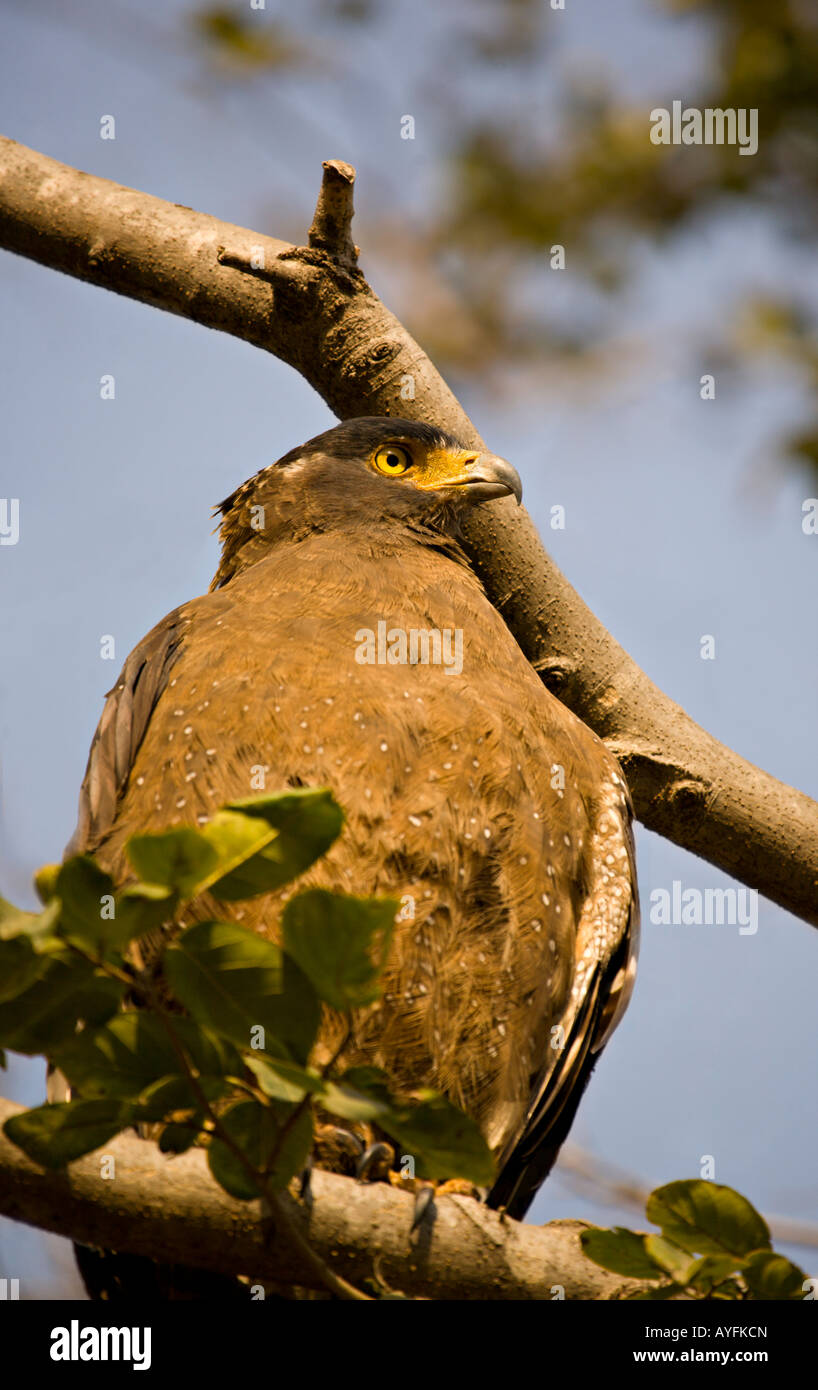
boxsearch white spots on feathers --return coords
[569,779,634,1014]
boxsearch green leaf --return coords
[207,1101,268,1199]
[132,790,342,902]
[54,1013,242,1102]
[225,788,343,891]
[200,811,281,900]
[321,1079,390,1123]
[244,1053,318,1105]
[246,1054,387,1123]
[624,1283,685,1301]
[165,920,319,1063]
[581,1227,664,1280]
[264,1105,313,1190]
[207,1099,312,1199]
[135,1073,226,1123]
[646,1180,771,1258]
[0,936,51,1003]
[283,889,396,1011]
[709,1278,746,1300]
[378,1090,495,1186]
[687,1254,744,1293]
[108,881,177,950]
[158,1123,197,1155]
[197,810,278,898]
[55,857,116,953]
[0,957,124,1054]
[3,1099,132,1167]
[644,1234,709,1285]
[33,864,61,904]
[342,1065,392,1099]
[122,881,175,902]
[127,828,219,897]
[743,1250,806,1301]
[0,894,62,949]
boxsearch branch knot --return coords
[308,159,359,268]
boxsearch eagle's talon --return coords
[327,1126,366,1159]
[298,1157,313,1201]
[410,1183,436,1233]
[356,1141,394,1183]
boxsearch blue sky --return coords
[1,0,816,1295]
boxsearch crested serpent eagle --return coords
[67,417,639,1292]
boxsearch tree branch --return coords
[1,134,816,927]
[0,1098,643,1301]
[307,158,359,266]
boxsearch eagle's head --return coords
[212,417,521,589]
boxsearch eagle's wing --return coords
[49,609,189,1217]
[68,608,187,856]
[487,777,640,1220]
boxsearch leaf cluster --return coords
[581,1180,807,1301]
[0,788,493,1206]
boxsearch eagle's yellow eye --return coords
[374,444,412,476]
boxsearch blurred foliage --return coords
[582,1179,808,1299]
[40,0,818,473]
[193,7,307,73]
[426,0,818,458]
[448,0,818,254]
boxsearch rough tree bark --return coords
[0,136,814,927]
[0,1100,645,1301]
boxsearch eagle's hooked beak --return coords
[422,449,523,505]
[461,452,523,505]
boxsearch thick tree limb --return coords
[0,1099,642,1301]
[0,134,816,927]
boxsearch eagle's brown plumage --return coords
[70,417,638,1259]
